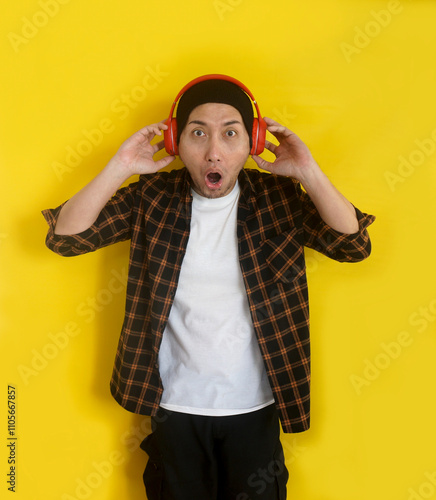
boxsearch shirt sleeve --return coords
[297,185,376,262]
[41,182,138,257]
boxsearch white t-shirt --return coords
[158,181,274,416]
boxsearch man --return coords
[43,75,375,499]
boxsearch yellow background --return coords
[1,0,436,499]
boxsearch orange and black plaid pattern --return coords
[42,168,375,433]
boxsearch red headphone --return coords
[163,74,267,156]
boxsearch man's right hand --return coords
[112,121,175,178]
[54,122,176,235]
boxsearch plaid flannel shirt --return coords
[42,167,375,433]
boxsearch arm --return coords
[252,117,359,234]
[55,121,175,235]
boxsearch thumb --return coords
[252,154,271,171]
[154,155,176,171]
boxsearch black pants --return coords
[140,404,288,500]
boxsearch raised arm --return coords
[55,121,175,235]
[252,117,359,234]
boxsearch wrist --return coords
[105,156,135,184]
[296,159,323,190]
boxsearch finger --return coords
[152,139,166,153]
[151,121,171,137]
[264,117,295,137]
[264,140,278,154]
[137,123,165,138]
[264,116,281,127]
[268,124,293,136]
[154,154,175,171]
[264,117,291,135]
[157,120,169,130]
[151,124,163,136]
[252,154,273,172]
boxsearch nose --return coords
[206,135,221,162]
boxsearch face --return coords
[178,102,251,198]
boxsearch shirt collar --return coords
[238,168,256,207]
[180,167,194,205]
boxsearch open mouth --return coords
[207,172,222,185]
[204,170,223,190]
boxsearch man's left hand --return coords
[252,117,319,183]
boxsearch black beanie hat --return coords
[175,79,254,147]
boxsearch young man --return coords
[43,75,375,499]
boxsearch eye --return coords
[226,130,237,137]
[193,129,205,137]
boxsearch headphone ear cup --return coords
[164,118,178,155]
[251,117,267,155]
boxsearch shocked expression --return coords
[178,102,251,198]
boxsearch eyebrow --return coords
[187,119,242,127]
